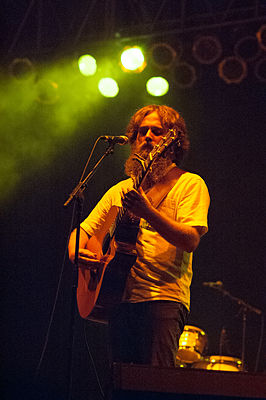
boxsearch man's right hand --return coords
[69,248,104,270]
[77,249,102,269]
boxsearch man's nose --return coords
[144,128,153,141]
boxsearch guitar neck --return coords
[109,157,152,240]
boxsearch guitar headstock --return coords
[148,128,181,162]
[131,128,182,189]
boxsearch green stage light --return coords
[98,78,119,97]
[120,46,146,72]
[146,77,169,96]
[78,55,97,76]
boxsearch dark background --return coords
[1,2,266,400]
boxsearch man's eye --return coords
[138,126,164,136]
[152,128,164,136]
[138,127,148,135]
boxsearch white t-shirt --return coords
[81,171,210,310]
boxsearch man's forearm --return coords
[68,227,91,262]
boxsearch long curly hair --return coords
[125,105,190,165]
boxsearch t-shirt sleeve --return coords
[81,189,113,237]
[80,178,133,237]
[176,176,210,235]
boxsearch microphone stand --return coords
[64,144,115,208]
[214,285,262,369]
[63,142,116,400]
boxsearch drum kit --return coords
[178,282,263,373]
[176,325,243,372]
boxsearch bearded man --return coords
[68,104,210,367]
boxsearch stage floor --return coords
[112,363,266,399]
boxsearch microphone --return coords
[99,135,129,145]
[202,280,223,288]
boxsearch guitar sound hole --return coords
[96,253,136,308]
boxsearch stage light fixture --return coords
[234,36,260,62]
[218,56,247,84]
[173,62,197,88]
[192,35,222,65]
[146,77,169,97]
[256,25,266,51]
[35,79,59,104]
[98,78,119,97]
[9,58,35,80]
[120,46,146,72]
[254,57,266,82]
[78,54,97,76]
[149,42,178,69]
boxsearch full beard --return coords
[124,141,173,190]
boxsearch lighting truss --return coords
[3,0,266,59]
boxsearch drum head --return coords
[192,355,243,372]
[177,325,207,363]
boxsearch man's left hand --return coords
[122,187,153,219]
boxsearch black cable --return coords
[79,136,101,182]
[83,320,106,400]
[35,207,76,377]
[35,136,102,376]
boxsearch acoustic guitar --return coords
[77,129,180,321]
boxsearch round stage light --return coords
[150,42,177,69]
[234,36,260,62]
[9,58,35,80]
[78,55,97,76]
[256,25,266,51]
[254,57,266,82]
[218,56,247,84]
[146,77,169,96]
[98,78,119,97]
[120,46,146,72]
[35,79,59,104]
[173,62,197,88]
[192,36,222,65]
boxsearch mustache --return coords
[138,142,153,154]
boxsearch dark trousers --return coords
[108,300,188,367]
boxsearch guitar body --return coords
[76,205,136,321]
[77,234,136,321]
[77,233,114,320]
